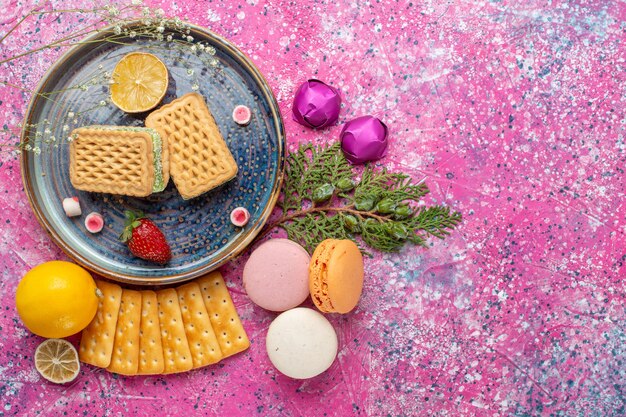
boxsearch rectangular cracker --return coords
[69,126,159,197]
[79,280,123,368]
[156,288,193,374]
[137,290,165,375]
[196,271,250,358]
[145,92,238,199]
[107,289,142,375]
[176,282,223,369]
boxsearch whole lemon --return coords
[16,261,99,338]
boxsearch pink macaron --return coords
[243,239,310,312]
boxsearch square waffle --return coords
[69,126,167,197]
[145,93,238,199]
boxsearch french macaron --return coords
[309,239,364,314]
[266,307,338,379]
[243,239,311,312]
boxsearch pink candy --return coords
[232,105,252,125]
[84,212,104,233]
[62,197,81,217]
[230,207,250,227]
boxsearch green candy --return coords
[375,198,396,214]
[354,196,375,211]
[336,178,355,192]
[343,214,360,232]
[394,204,413,219]
[385,222,408,240]
[312,183,335,203]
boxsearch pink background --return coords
[1,0,626,416]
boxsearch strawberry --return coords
[119,211,171,264]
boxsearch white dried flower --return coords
[67,112,75,118]
[156,34,164,41]
[44,128,51,134]
[80,85,89,91]
[129,31,137,38]
[114,25,122,35]
[49,136,56,142]
[25,144,32,151]
[186,35,194,42]
[155,8,165,17]
[99,100,107,106]
[131,0,142,5]
[190,45,197,52]
[191,83,199,91]
[67,135,75,142]
[166,34,173,42]
[63,125,69,132]
[187,69,194,76]
[206,46,216,55]
[156,26,165,33]
[33,147,41,155]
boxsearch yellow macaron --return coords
[309,239,364,313]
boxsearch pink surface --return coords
[1,0,625,416]
[243,239,311,312]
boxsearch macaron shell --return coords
[309,240,336,312]
[266,307,338,379]
[243,239,311,312]
[325,240,363,313]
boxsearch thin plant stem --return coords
[255,206,389,242]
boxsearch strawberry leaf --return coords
[119,228,132,243]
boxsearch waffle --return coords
[69,126,168,197]
[145,93,238,200]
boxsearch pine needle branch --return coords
[261,143,462,254]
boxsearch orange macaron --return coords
[309,239,364,314]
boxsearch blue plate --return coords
[21,23,284,285]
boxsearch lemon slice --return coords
[34,339,80,384]
[110,52,169,113]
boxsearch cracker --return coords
[196,271,250,358]
[137,290,165,375]
[145,93,238,199]
[156,288,193,374]
[176,282,223,369]
[79,280,123,368]
[107,289,142,375]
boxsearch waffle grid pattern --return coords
[69,128,155,197]
[146,93,238,199]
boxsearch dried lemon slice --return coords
[110,52,169,113]
[34,339,80,384]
